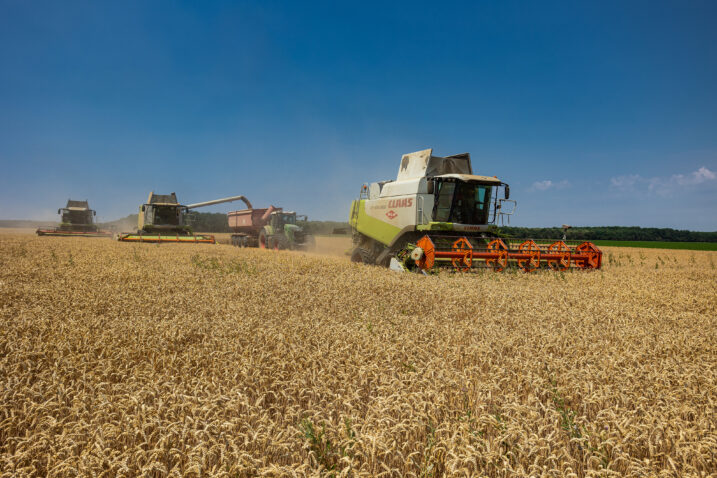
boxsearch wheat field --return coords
[0,230,715,477]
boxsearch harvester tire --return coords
[275,236,290,250]
[350,247,374,264]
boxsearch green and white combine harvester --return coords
[349,148,602,272]
[116,192,251,243]
[36,199,112,238]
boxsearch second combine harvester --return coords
[116,192,252,243]
[349,148,602,272]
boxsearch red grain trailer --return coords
[228,206,278,247]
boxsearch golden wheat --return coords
[0,231,715,477]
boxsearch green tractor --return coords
[259,210,315,250]
[229,206,315,250]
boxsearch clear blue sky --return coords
[1,0,716,230]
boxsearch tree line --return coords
[498,226,717,243]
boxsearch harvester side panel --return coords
[350,199,403,247]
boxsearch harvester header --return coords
[349,148,602,273]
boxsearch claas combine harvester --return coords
[115,192,251,243]
[349,148,602,273]
[36,199,111,237]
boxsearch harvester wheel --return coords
[259,231,268,249]
[350,247,373,264]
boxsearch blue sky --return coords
[1,1,715,230]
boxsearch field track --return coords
[1,230,715,476]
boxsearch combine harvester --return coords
[228,205,315,250]
[36,199,111,237]
[116,192,250,244]
[349,148,602,273]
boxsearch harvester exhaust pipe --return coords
[186,195,253,210]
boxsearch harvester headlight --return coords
[411,247,424,261]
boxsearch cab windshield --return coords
[281,214,296,225]
[433,180,493,224]
[154,205,181,225]
[62,210,93,225]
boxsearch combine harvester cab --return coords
[349,148,602,273]
[228,206,315,250]
[116,192,251,243]
[36,199,111,237]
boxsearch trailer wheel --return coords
[259,231,268,249]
